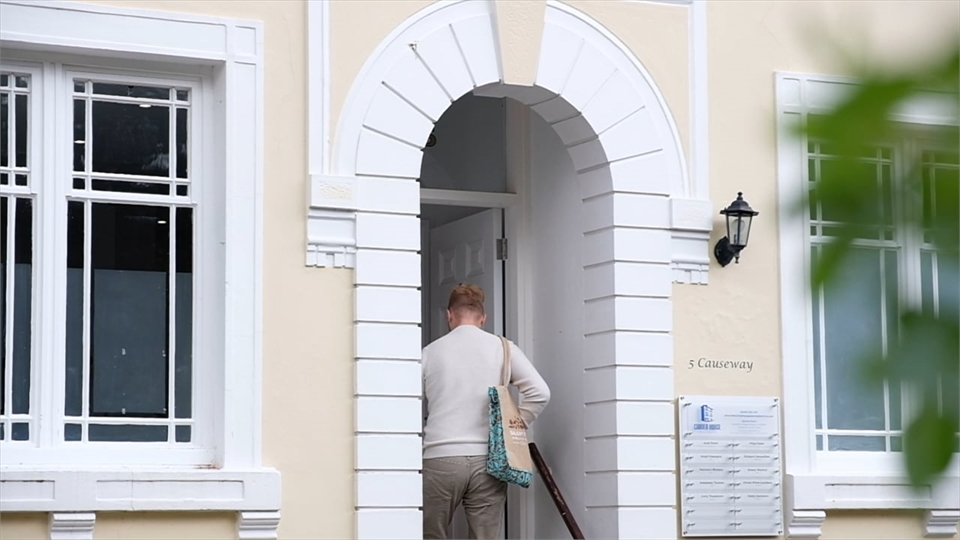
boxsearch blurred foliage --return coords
[789,45,959,487]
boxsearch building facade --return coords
[0,0,957,538]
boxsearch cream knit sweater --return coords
[421,325,550,459]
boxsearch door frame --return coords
[419,167,534,540]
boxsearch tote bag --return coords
[486,336,534,488]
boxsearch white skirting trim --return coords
[49,512,96,540]
[237,511,282,540]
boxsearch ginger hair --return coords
[447,283,485,316]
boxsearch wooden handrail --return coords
[529,442,585,539]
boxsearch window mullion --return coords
[898,137,926,428]
[33,61,63,450]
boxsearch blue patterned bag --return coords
[486,336,533,488]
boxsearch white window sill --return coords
[0,466,281,512]
[787,472,960,510]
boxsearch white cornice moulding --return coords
[785,509,825,539]
[925,510,960,538]
[670,197,712,285]
[49,512,96,540]
[237,511,282,540]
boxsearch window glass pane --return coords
[65,423,82,441]
[923,167,934,232]
[808,160,819,222]
[89,204,170,418]
[91,179,169,195]
[880,163,892,226]
[1,93,8,167]
[934,168,959,236]
[11,422,28,441]
[175,208,193,419]
[14,94,27,168]
[818,158,884,234]
[1,197,33,420]
[816,159,847,224]
[0,197,6,416]
[91,102,169,177]
[176,108,188,179]
[884,249,901,432]
[823,248,887,431]
[891,437,902,452]
[921,251,935,317]
[65,202,84,417]
[939,251,959,323]
[92,83,169,100]
[89,424,166,442]
[811,247,823,430]
[175,425,191,443]
[12,198,32,415]
[827,435,886,451]
[73,99,85,172]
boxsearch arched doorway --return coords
[332,2,688,538]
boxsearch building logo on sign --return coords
[694,404,720,431]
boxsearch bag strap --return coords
[499,336,511,387]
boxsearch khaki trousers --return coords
[422,456,507,539]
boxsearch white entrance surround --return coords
[308,1,713,538]
[0,1,279,538]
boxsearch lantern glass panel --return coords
[731,214,754,247]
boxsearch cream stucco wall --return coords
[674,1,959,538]
[0,512,47,539]
[92,513,236,539]
[0,1,355,538]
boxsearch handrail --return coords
[529,442,585,539]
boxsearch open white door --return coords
[428,208,503,341]
[426,207,506,539]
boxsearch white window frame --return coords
[0,0,278,514]
[1,58,222,466]
[776,71,960,513]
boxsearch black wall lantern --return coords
[714,192,759,267]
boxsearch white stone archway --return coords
[309,1,713,538]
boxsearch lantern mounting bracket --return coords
[714,236,739,267]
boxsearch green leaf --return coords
[904,407,960,487]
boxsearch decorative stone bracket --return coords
[786,509,826,538]
[669,197,713,285]
[307,174,357,268]
[925,509,960,538]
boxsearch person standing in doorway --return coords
[421,283,550,539]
